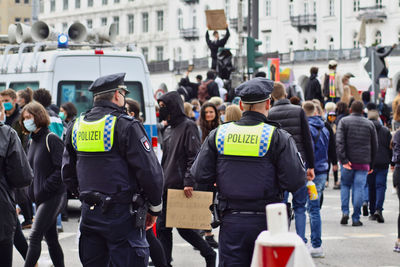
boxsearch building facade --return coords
[0,0,33,34]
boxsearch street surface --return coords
[13,171,400,267]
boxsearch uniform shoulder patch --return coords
[140,136,151,152]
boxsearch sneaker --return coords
[310,246,325,258]
[394,242,400,253]
[352,221,363,227]
[374,210,384,223]
[333,184,341,190]
[57,225,64,233]
[368,214,377,221]
[205,235,219,249]
[340,214,349,225]
[362,203,369,216]
[21,220,33,230]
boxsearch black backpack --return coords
[323,73,330,97]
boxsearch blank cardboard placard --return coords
[166,189,213,230]
[205,9,227,30]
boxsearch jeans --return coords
[367,168,388,214]
[363,181,369,204]
[307,173,326,248]
[340,166,368,222]
[285,184,307,243]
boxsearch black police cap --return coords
[89,73,129,96]
[235,77,274,104]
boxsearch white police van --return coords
[0,21,159,147]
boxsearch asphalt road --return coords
[13,170,400,267]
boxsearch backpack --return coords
[310,125,330,171]
[322,73,330,97]
[198,80,213,103]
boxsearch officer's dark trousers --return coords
[25,193,66,267]
[79,202,149,267]
[157,196,215,266]
[146,229,168,267]
[219,213,267,267]
[0,238,13,267]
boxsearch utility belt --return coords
[80,190,148,229]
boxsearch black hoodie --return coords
[371,119,392,169]
[158,91,201,189]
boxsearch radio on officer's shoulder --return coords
[130,193,148,229]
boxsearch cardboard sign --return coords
[205,9,227,30]
[166,189,213,230]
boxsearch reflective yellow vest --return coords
[72,114,117,152]
[215,122,275,157]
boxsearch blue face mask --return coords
[59,112,66,120]
[23,119,37,132]
[3,102,13,111]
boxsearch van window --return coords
[0,83,6,91]
[57,81,93,115]
[125,82,146,121]
[9,82,39,91]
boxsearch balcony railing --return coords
[173,60,189,72]
[291,48,361,62]
[193,57,209,69]
[229,17,248,32]
[148,60,169,73]
[180,28,199,40]
[357,5,386,22]
[182,0,198,4]
[290,14,317,32]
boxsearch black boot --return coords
[374,210,384,223]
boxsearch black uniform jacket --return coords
[191,111,306,211]
[206,28,230,59]
[62,100,164,215]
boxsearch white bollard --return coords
[250,203,315,267]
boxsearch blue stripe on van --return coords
[144,124,158,145]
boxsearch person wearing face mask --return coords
[0,103,33,267]
[20,101,67,267]
[60,102,77,124]
[191,78,306,266]
[62,73,163,267]
[156,91,217,267]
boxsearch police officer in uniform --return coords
[62,73,163,267]
[191,78,306,266]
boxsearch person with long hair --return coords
[335,101,349,126]
[17,87,33,109]
[225,105,242,122]
[59,102,78,124]
[199,102,220,143]
[20,102,66,267]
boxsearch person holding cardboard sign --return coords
[191,78,306,266]
[206,24,230,70]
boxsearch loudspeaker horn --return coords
[8,24,17,44]
[68,22,88,42]
[16,23,33,43]
[93,23,117,43]
[31,20,59,42]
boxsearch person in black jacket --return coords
[336,100,378,226]
[305,67,323,103]
[268,82,315,245]
[367,110,392,223]
[0,104,33,267]
[20,102,67,267]
[206,27,230,70]
[157,91,216,267]
[191,78,306,266]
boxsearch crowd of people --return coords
[1,60,400,266]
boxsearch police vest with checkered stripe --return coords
[215,122,275,157]
[72,114,117,152]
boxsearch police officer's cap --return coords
[89,73,130,96]
[235,77,274,104]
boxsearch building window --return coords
[156,46,164,61]
[102,0,107,5]
[177,47,182,61]
[289,0,293,17]
[39,0,44,13]
[376,0,382,8]
[304,39,308,50]
[177,9,183,30]
[304,0,309,15]
[88,0,93,7]
[313,0,316,14]
[75,0,80,8]
[113,17,119,34]
[87,19,92,29]
[15,18,21,22]
[142,47,148,62]
[157,11,164,31]
[24,18,30,24]
[353,32,359,48]
[15,0,20,3]
[62,23,68,32]
[329,0,335,16]
[375,30,382,45]
[24,0,29,3]
[265,0,271,16]
[63,0,68,10]
[353,0,360,11]
[313,38,317,49]
[288,40,293,52]
[265,35,271,52]
[115,0,120,2]
[128,14,134,34]
[142,12,149,33]
[329,37,334,50]
[225,0,230,19]
[101,17,107,26]
[192,9,197,28]
[50,0,55,12]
